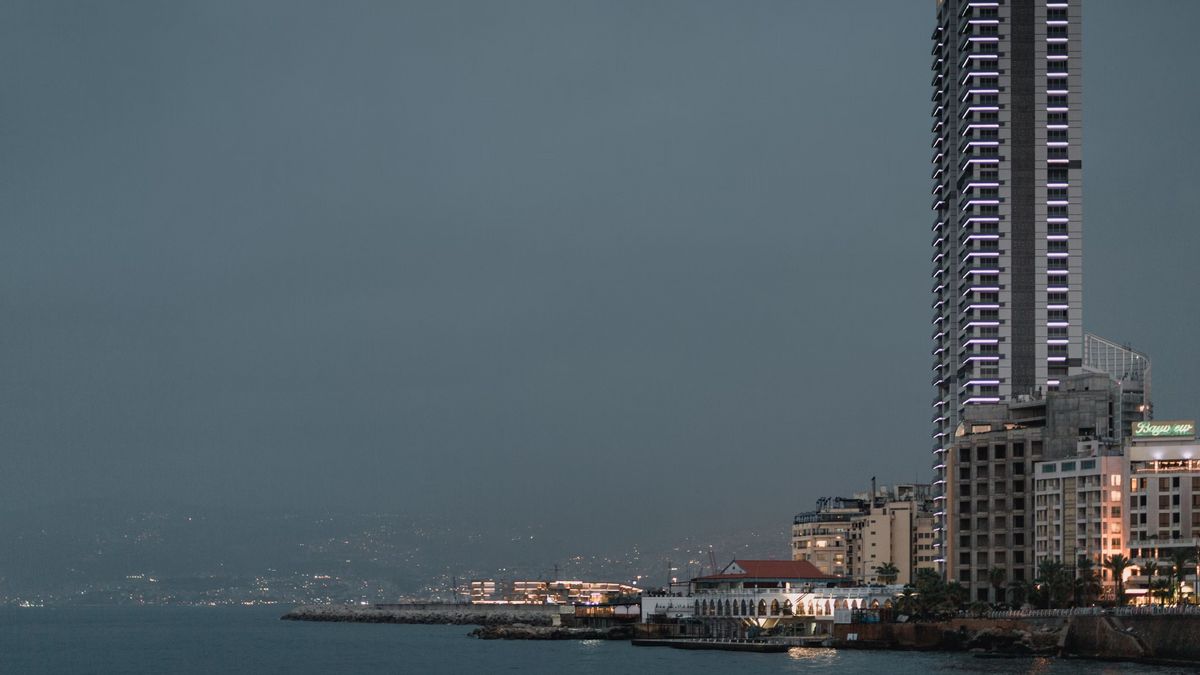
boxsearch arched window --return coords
[757,599,767,616]
[694,600,700,615]
[741,600,748,616]
[783,599,793,615]
[770,599,780,616]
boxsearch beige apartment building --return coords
[791,497,862,578]
[852,499,938,585]
[1033,442,1127,591]
[793,485,935,585]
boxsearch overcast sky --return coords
[3,1,1199,543]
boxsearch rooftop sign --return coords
[1132,420,1195,440]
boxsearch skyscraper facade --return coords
[929,0,1083,567]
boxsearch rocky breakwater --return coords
[832,617,1064,654]
[281,603,561,626]
[469,623,634,640]
[1065,613,1200,665]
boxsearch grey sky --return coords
[2,1,1198,543]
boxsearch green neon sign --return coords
[1133,420,1196,439]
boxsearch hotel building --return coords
[944,372,1138,601]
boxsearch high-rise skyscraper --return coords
[929,0,1083,567]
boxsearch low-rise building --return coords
[646,559,897,638]
[470,579,640,605]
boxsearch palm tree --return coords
[1008,579,1030,608]
[988,567,1007,606]
[1151,577,1173,606]
[944,581,968,612]
[1075,557,1101,607]
[1169,549,1194,605]
[874,562,900,586]
[1036,559,1071,609]
[896,585,918,616]
[1103,553,1132,606]
[913,568,946,618]
[1143,559,1159,580]
[1142,559,1159,602]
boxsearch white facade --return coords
[642,586,903,627]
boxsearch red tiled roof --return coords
[694,559,835,581]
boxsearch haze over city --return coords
[3,1,1200,599]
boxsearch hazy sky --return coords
[3,1,1199,542]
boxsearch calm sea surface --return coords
[0,607,1192,674]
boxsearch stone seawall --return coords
[833,618,1063,654]
[1066,615,1200,663]
[281,603,562,626]
[835,614,1200,664]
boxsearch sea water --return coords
[0,607,1190,674]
